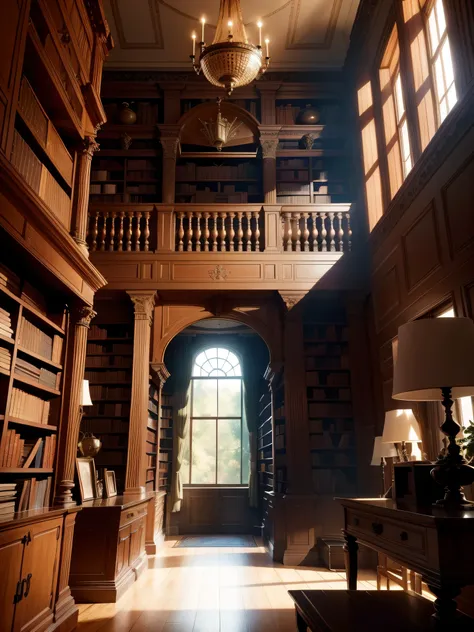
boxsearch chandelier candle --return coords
[265,38,270,58]
[192,32,196,57]
[201,16,205,43]
[257,21,262,47]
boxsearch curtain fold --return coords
[242,351,259,508]
[170,340,193,513]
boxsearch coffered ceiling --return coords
[104,0,360,70]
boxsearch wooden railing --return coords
[87,203,352,254]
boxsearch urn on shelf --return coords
[118,102,137,125]
[296,104,320,125]
[78,432,102,458]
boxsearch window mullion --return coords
[372,73,393,211]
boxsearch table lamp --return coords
[382,409,421,461]
[392,317,474,509]
[81,379,93,407]
[371,436,397,496]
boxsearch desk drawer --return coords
[120,502,148,527]
[346,510,427,558]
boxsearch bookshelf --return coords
[276,157,349,205]
[272,370,287,495]
[83,322,134,493]
[0,263,66,517]
[146,381,159,492]
[304,320,356,496]
[158,392,173,492]
[181,98,259,120]
[258,383,273,494]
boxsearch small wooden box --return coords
[318,538,345,571]
[394,462,444,506]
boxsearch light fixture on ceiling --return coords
[190,0,270,96]
[199,98,242,151]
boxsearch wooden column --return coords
[260,136,279,204]
[125,291,156,494]
[54,305,96,507]
[257,83,281,124]
[72,137,99,256]
[158,126,180,204]
[163,84,184,123]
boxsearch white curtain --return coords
[242,352,259,508]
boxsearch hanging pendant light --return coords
[190,0,270,96]
[199,98,243,151]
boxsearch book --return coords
[18,479,30,512]
[23,438,42,468]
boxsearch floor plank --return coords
[76,536,378,632]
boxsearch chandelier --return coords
[190,0,270,96]
[199,98,242,151]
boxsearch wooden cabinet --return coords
[0,509,78,632]
[70,494,152,603]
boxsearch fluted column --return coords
[260,137,279,204]
[72,137,99,256]
[160,135,179,204]
[125,291,156,494]
[54,305,96,507]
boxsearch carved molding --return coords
[160,137,180,160]
[128,291,156,322]
[279,291,307,310]
[82,136,100,158]
[208,265,229,281]
[150,362,171,386]
[76,305,97,328]
[260,139,279,159]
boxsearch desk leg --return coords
[295,609,307,631]
[343,531,358,590]
[428,584,461,623]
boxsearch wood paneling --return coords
[372,257,401,325]
[443,153,474,258]
[174,488,253,534]
[402,201,441,292]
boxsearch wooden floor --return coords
[76,536,377,632]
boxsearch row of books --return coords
[89,385,131,400]
[159,452,169,462]
[176,163,258,181]
[309,387,351,401]
[82,418,129,433]
[86,356,133,368]
[15,357,58,389]
[176,183,259,195]
[305,356,350,371]
[311,452,355,467]
[148,416,158,431]
[147,429,157,444]
[308,402,352,418]
[1,432,56,468]
[277,183,309,195]
[277,169,309,181]
[0,306,13,338]
[275,105,304,125]
[0,346,11,372]
[185,191,251,203]
[304,324,349,341]
[306,372,350,388]
[85,370,130,383]
[101,435,127,449]
[278,158,308,169]
[160,428,172,440]
[312,469,356,495]
[305,344,345,357]
[19,318,63,363]
[147,454,157,468]
[310,432,352,451]
[310,419,353,434]
[86,402,130,417]
[87,343,133,354]
[162,395,172,407]
[0,483,16,520]
[0,263,21,295]
[159,463,169,473]
[17,477,52,511]
[10,387,51,424]
[89,325,131,340]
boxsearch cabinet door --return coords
[116,525,130,577]
[13,517,62,632]
[128,517,145,566]
[0,526,27,632]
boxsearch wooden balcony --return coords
[87,203,352,292]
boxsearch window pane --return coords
[435,57,445,97]
[218,379,242,417]
[242,424,250,485]
[218,348,229,360]
[218,419,241,484]
[394,75,405,120]
[441,40,455,88]
[428,11,439,51]
[447,84,457,111]
[204,348,218,361]
[435,0,446,36]
[193,379,217,416]
[191,419,216,484]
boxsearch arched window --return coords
[182,347,249,485]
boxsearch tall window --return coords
[426,0,457,123]
[379,25,413,199]
[182,347,249,485]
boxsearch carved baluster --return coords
[117,212,125,252]
[228,212,235,252]
[125,212,132,251]
[203,212,210,252]
[195,211,202,252]
[143,211,150,252]
[311,212,319,252]
[294,212,301,252]
[285,212,293,252]
[99,212,107,251]
[211,212,218,252]
[186,211,194,252]
[244,212,252,251]
[108,212,116,251]
[302,212,310,252]
[236,212,244,252]
[134,211,142,251]
[328,212,336,252]
[345,212,352,251]
[336,212,344,252]
[219,212,227,251]
[177,212,184,252]
[320,212,328,252]
[253,211,261,252]
[90,211,99,252]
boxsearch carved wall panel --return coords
[372,254,401,327]
[443,153,474,259]
[402,202,441,293]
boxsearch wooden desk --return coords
[339,498,474,622]
[289,590,473,631]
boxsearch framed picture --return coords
[104,470,117,498]
[76,457,98,502]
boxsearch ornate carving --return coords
[209,265,230,281]
[120,132,133,150]
[260,138,279,159]
[128,292,156,322]
[150,362,171,386]
[160,137,180,160]
[279,291,307,311]
[301,133,315,150]
[82,136,100,158]
[76,305,97,328]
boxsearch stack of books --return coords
[17,477,52,511]
[0,307,13,339]
[0,263,21,294]
[0,346,11,373]
[0,483,16,521]
[15,357,57,389]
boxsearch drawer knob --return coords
[372,522,383,536]
[127,512,134,518]
[400,531,409,541]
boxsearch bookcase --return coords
[181,98,259,120]
[0,263,66,517]
[272,371,287,495]
[304,320,356,496]
[158,393,173,491]
[146,381,159,492]
[258,383,273,494]
[276,156,349,205]
[83,321,134,493]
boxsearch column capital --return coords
[82,136,100,158]
[160,136,180,160]
[150,362,170,387]
[75,305,97,328]
[260,138,279,159]
[278,291,307,312]
[128,291,156,323]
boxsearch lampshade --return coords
[382,409,421,443]
[392,318,474,401]
[371,436,397,465]
[81,379,93,406]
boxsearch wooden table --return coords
[288,590,473,631]
[338,498,474,622]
